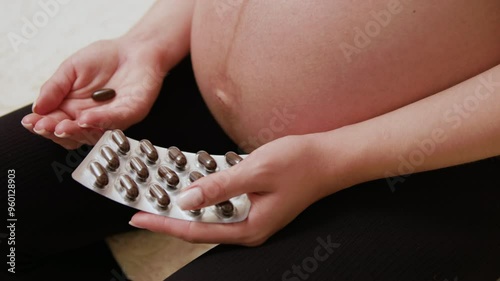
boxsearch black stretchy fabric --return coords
[1,57,499,281]
[0,57,237,281]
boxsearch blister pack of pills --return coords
[72,129,250,223]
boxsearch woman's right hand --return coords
[21,38,168,149]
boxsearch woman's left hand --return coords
[130,134,343,246]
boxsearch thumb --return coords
[176,168,247,210]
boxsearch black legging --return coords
[1,57,499,281]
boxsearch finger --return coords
[33,116,60,135]
[40,127,88,150]
[176,167,250,211]
[55,119,105,145]
[32,124,87,150]
[31,111,70,135]
[130,212,251,245]
[22,112,87,149]
[34,59,77,115]
[78,107,135,130]
[21,113,44,133]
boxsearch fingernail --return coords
[33,127,47,135]
[129,221,145,229]
[21,120,33,129]
[54,131,70,138]
[176,187,204,210]
[32,100,37,112]
[78,122,90,128]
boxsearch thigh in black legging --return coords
[0,56,238,272]
[165,158,500,281]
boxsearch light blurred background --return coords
[0,0,154,116]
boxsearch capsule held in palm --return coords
[92,88,116,102]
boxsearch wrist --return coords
[308,125,376,198]
[116,33,176,74]
[117,0,195,73]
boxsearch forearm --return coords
[314,64,500,196]
[120,0,195,72]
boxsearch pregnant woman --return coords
[4,0,500,280]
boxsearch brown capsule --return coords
[100,146,120,171]
[157,165,179,188]
[167,146,187,169]
[197,150,217,172]
[149,184,170,208]
[139,139,158,163]
[189,171,204,183]
[92,88,116,102]
[111,130,130,154]
[225,151,243,166]
[130,157,149,181]
[189,209,202,216]
[119,174,139,200]
[89,161,108,188]
[216,201,234,218]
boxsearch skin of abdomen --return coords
[190,0,500,151]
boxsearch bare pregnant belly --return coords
[190,0,500,151]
